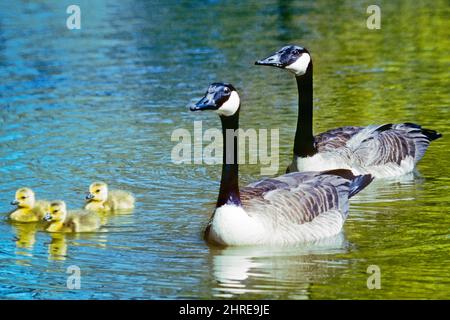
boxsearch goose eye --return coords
[223,87,230,94]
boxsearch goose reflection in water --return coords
[210,233,348,299]
[348,171,424,205]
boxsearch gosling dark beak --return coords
[85,193,94,200]
[11,200,19,206]
[190,96,217,112]
[43,213,52,221]
[255,52,284,68]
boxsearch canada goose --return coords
[255,45,442,178]
[44,201,101,233]
[9,188,50,222]
[190,83,373,246]
[84,182,135,211]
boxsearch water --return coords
[0,0,449,299]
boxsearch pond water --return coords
[0,0,448,299]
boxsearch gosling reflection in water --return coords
[48,233,68,261]
[210,233,348,298]
[12,222,39,256]
[46,232,109,261]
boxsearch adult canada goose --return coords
[255,45,442,178]
[190,83,373,246]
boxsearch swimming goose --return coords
[84,182,135,211]
[255,45,442,178]
[9,188,50,222]
[44,201,101,233]
[190,83,373,246]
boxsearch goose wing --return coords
[240,170,364,225]
[314,126,364,152]
[347,123,441,166]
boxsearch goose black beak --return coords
[10,200,19,206]
[190,97,218,112]
[43,213,52,221]
[255,53,284,68]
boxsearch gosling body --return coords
[9,188,49,222]
[84,182,135,211]
[44,201,101,233]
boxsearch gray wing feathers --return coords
[314,123,440,168]
[241,172,353,226]
[314,126,364,151]
[349,123,436,166]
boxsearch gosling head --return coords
[11,188,36,209]
[255,45,312,76]
[44,201,67,222]
[85,182,108,203]
[190,83,240,117]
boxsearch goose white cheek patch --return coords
[286,53,311,75]
[217,91,240,116]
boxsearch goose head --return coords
[190,83,240,117]
[44,201,67,222]
[255,45,311,76]
[85,181,108,203]
[11,188,36,209]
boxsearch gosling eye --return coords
[21,196,26,200]
[53,210,58,213]
[96,189,100,193]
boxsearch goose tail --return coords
[322,169,373,198]
[348,174,373,198]
[420,127,442,142]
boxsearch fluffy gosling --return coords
[44,201,101,233]
[84,182,135,211]
[9,188,50,222]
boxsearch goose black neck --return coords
[293,63,316,157]
[217,111,241,207]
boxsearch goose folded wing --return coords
[241,173,352,226]
[349,123,433,166]
[314,126,364,152]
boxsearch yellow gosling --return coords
[84,182,135,212]
[44,201,101,233]
[9,188,50,222]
